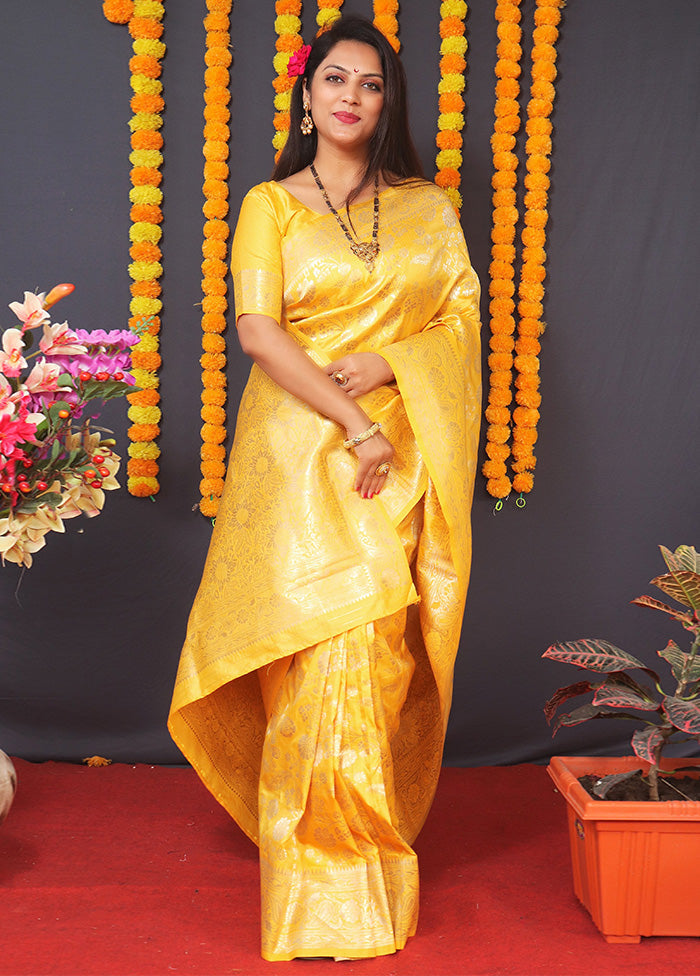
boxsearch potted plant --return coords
[543,544,700,943]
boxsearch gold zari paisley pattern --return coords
[168,181,481,961]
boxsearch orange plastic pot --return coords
[548,755,700,943]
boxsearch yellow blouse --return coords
[169,179,481,845]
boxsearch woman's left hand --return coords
[325,352,394,398]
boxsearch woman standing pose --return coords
[169,14,481,961]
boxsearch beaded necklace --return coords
[310,164,380,272]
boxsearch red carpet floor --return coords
[1,760,698,976]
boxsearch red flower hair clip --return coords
[288,44,311,77]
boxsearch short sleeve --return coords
[230,183,284,323]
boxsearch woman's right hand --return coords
[350,428,394,499]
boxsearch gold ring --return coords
[375,462,391,476]
[332,371,348,387]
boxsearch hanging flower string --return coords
[510,0,563,496]
[103,0,166,498]
[373,0,400,53]
[317,0,343,33]
[199,0,232,519]
[272,1,303,159]
[435,1,468,212]
[483,0,522,501]
[483,0,563,502]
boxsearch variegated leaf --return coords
[543,639,646,673]
[630,594,692,621]
[631,726,666,765]
[552,704,644,735]
[660,545,700,574]
[593,682,659,711]
[658,640,700,684]
[662,697,700,735]
[652,570,700,610]
[543,681,596,724]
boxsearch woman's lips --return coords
[334,111,360,123]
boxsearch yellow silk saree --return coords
[168,180,481,960]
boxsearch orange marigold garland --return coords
[483,0,563,503]
[199,0,232,519]
[104,0,166,498]
[483,0,522,501]
[272,1,303,159]
[435,1,468,212]
[373,0,400,53]
[511,0,563,496]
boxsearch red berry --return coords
[96,372,109,382]
[92,455,105,464]
[83,468,97,480]
[114,372,124,381]
[58,409,70,419]
[36,481,48,491]
[79,371,92,382]
[0,482,13,493]
[90,480,103,489]
[18,483,32,493]
[17,473,28,482]
[98,466,110,478]
[22,459,32,468]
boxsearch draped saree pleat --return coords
[168,180,481,959]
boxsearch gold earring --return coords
[300,102,314,136]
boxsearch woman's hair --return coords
[272,14,425,202]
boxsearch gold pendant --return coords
[351,241,379,272]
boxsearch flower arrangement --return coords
[104,0,166,499]
[199,0,233,519]
[0,285,139,568]
[435,1,468,213]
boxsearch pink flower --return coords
[8,291,50,332]
[0,406,41,457]
[24,359,63,395]
[288,45,311,77]
[39,321,88,357]
[0,329,27,378]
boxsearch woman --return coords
[169,14,481,962]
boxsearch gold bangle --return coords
[343,421,381,450]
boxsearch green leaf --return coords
[36,492,63,509]
[543,639,647,673]
[50,439,62,461]
[56,374,75,388]
[662,697,700,736]
[652,570,700,611]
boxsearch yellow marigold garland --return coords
[104,0,166,498]
[483,0,563,502]
[435,1,467,212]
[317,0,343,33]
[199,0,232,519]
[373,0,400,53]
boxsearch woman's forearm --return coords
[236,313,371,437]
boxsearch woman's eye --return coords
[325,74,343,83]
[364,82,382,92]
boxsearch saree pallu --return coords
[168,180,481,959]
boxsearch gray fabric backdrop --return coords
[1,0,698,766]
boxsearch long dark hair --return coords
[272,15,425,203]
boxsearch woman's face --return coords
[306,40,385,154]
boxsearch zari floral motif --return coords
[199,0,233,518]
[435,1,468,212]
[483,0,563,501]
[104,0,166,498]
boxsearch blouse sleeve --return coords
[230,183,284,324]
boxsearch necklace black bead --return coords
[310,164,380,273]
